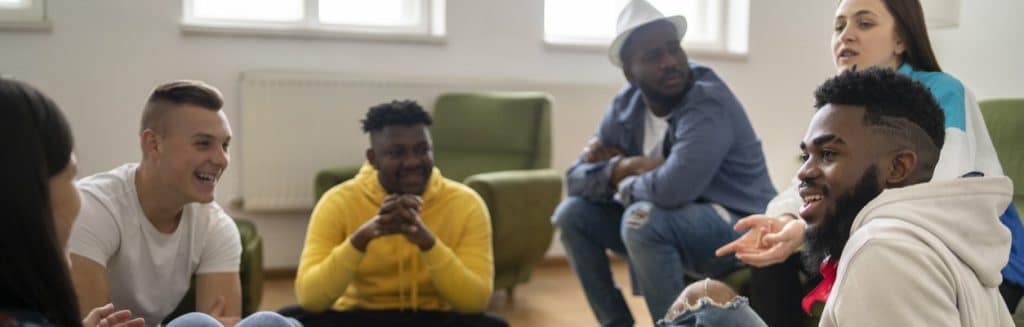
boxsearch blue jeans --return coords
[622,201,745,321]
[553,197,744,326]
[657,296,767,327]
[167,311,303,327]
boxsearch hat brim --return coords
[608,15,687,67]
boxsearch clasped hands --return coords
[352,194,436,252]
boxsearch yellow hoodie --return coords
[295,162,494,313]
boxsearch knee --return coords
[552,197,595,233]
[621,201,661,244]
[679,279,738,308]
[238,311,298,327]
[166,312,220,327]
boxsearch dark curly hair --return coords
[814,67,944,150]
[361,100,433,133]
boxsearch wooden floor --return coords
[260,260,653,326]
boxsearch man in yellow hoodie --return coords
[285,100,506,327]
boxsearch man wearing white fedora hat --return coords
[551,0,775,325]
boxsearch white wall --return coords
[929,0,1024,100]
[3,0,1016,269]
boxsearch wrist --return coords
[417,234,436,252]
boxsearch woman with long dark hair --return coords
[0,78,143,327]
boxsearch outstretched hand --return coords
[715,214,806,267]
[82,303,144,327]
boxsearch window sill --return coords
[180,21,446,45]
[0,20,51,32]
[543,41,748,62]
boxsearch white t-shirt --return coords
[643,107,670,159]
[68,163,241,326]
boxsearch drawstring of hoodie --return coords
[396,244,421,312]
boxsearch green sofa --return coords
[980,99,1024,218]
[163,218,264,324]
[979,98,1024,325]
[314,92,561,297]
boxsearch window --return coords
[182,0,445,40]
[0,0,46,24]
[545,0,748,56]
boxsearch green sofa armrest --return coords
[314,165,362,202]
[463,169,562,289]
[163,218,264,324]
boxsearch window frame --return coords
[0,0,50,31]
[180,0,446,43]
[543,0,748,60]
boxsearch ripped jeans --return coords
[553,198,745,326]
[657,296,767,327]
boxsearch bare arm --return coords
[70,254,111,319]
[196,272,242,321]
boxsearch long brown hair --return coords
[0,78,82,326]
[881,0,943,71]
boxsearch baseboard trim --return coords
[264,268,297,279]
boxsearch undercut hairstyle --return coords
[814,67,945,180]
[140,80,223,133]
[0,79,82,326]
[361,100,433,133]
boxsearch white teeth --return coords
[195,173,216,183]
[803,195,823,202]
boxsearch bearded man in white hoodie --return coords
[657,68,1015,327]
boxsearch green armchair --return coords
[314,92,561,296]
[163,218,264,324]
[980,99,1024,218]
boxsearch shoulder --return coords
[683,63,741,113]
[76,163,137,203]
[439,178,487,210]
[841,219,950,278]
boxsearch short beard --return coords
[803,165,883,271]
[636,76,686,108]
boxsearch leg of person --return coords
[552,197,633,327]
[166,312,223,327]
[621,202,744,322]
[660,279,767,327]
[426,311,509,327]
[235,311,303,327]
[277,305,372,327]
[999,281,1023,314]
[748,252,805,326]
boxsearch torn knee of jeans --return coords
[664,279,742,321]
[624,202,653,229]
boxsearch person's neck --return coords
[135,163,186,233]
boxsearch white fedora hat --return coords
[608,0,687,67]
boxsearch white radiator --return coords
[239,71,619,212]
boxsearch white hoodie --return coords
[820,176,1015,327]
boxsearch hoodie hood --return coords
[848,176,1013,287]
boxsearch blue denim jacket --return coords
[565,63,776,215]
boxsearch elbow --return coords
[450,284,492,313]
[294,281,331,313]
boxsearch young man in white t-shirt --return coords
[68,80,243,326]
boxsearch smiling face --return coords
[797,104,887,227]
[832,0,906,72]
[622,20,692,105]
[146,105,232,204]
[367,124,434,195]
